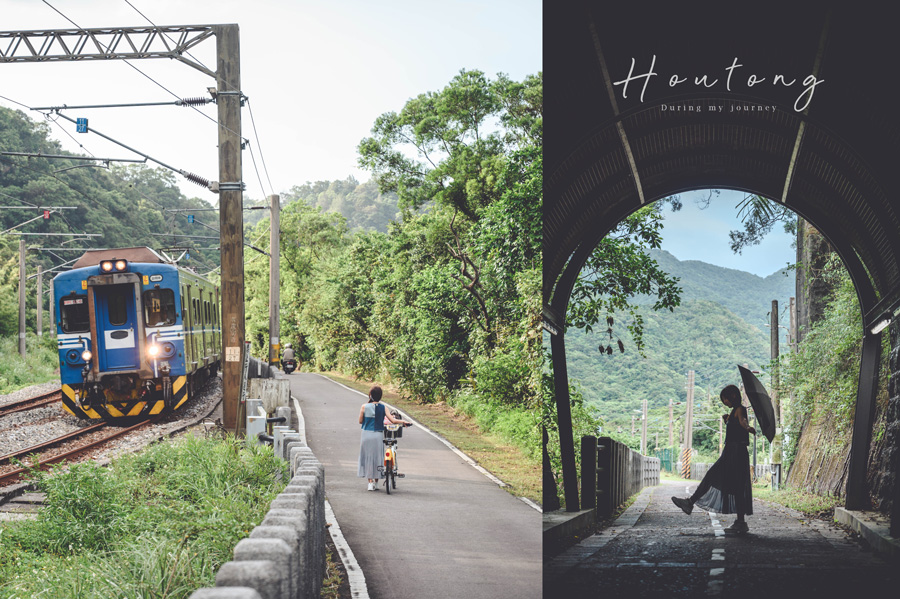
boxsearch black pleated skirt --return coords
[694,442,753,515]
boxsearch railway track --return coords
[0,417,160,487]
[0,390,62,418]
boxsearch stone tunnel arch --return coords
[544,2,900,535]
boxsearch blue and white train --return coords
[53,247,221,419]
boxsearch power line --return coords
[246,99,275,195]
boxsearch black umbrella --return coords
[737,365,776,442]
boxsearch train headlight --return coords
[148,344,161,357]
[114,259,127,271]
[81,350,92,362]
[100,261,114,272]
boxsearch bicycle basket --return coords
[383,423,403,439]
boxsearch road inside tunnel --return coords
[545,479,897,598]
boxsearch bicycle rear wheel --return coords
[385,462,392,494]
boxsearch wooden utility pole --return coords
[18,238,26,357]
[268,194,281,367]
[641,398,648,454]
[216,24,245,431]
[771,300,780,424]
[36,265,42,337]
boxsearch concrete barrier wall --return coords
[190,383,326,599]
[583,436,661,518]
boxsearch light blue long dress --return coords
[358,402,385,479]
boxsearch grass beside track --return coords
[0,434,289,599]
[320,371,541,506]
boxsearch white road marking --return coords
[325,499,370,599]
[313,373,543,512]
[706,512,726,595]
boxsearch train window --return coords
[143,288,177,327]
[108,290,128,326]
[60,295,89,333]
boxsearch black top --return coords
[725,406,750,446]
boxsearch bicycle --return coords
[379,422,411,494]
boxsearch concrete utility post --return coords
[684,370,695,451]
[36,265,42,337]
[215,24,245,431]
[49,279,55,338]
[641,398,648,455]
[268,194,281,367]
[771,300,780,424]
[668,398,674,448]
[789,296,797,353]
[18,238,26,357]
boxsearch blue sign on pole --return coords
[188,214,195,223]
[76,118,88,133]
[185,252,190,260]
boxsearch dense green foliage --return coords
[0,105,222,339]
[243,70,542,458]
[569,204,682,354]
[0,435,288,598]
[0,333,59,393]
[780,256,889,472]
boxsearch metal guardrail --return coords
[581,436,661,518]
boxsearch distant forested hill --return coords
[243,177,400,233]
[568,251,795,443]
[644,249,794,334]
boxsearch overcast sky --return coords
[659,189,795,277]
[1,0,541,202]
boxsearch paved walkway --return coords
[546,479,898,598]
[289,373,541,599]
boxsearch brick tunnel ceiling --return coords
[544,2,900,321]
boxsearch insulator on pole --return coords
[182,171,211,189]
[178,97,212,106]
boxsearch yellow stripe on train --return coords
[173,376,186,394]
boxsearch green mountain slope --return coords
[568,251,795,447]
[644,249,794,334]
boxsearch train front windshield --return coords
[143,288,177,327]
[60,296,90,333]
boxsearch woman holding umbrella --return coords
[672,383,756,533]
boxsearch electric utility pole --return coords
[641,398,648,455]
[36,265,42,337]
[215,24,245,431]
[268,194,281,367]
[668,398,674,448]
[18,239,26,357]
[771,300,780,425]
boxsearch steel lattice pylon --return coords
[0,26,216,77]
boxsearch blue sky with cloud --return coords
[659,189,795,277]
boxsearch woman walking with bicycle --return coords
[358,386,411,491]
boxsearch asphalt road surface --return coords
[289,373,541,599]
[546,479,898,598]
